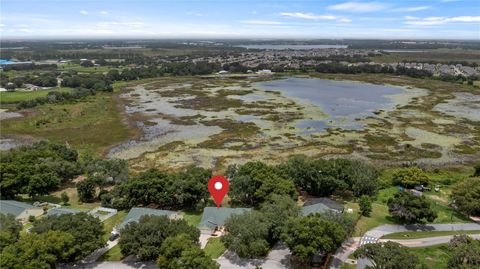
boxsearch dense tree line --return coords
[279,156,379,198]
[101,167,211,210]
[16,88,96,109]
[451,177,480,216]
[0,214,22,252]
[0,141,81,198]
[0,141,127,199]
[387,191,437,223]
[1,63,57,72]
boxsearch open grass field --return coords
[58,63,117,74]
[204,237,226,259]
[407,244,451,269]
[0,87,73,104]
[382,230,480,239]
[1,93,135,156]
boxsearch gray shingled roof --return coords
[303,198,344,211]
[117,207,177,231]
[0,200,38,217]
[45,207,81,217]
[198,207,251,230]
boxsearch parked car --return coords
[109,233,119,241]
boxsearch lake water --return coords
[255,77,403,131]
[237,44,348,50]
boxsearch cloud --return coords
[242,20,284,25]
[186,11,203,16]
[391,6,430,12]
[100,11,108,15]
[97,21,148,28]
[404,16,480,25]
[327,2,387,13]
[280,12,337,20]
[337,18,352,23]
[80,10,88,15]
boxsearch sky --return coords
[1,0,479,39]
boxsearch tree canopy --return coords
[0,141,81,198]
[278,156,379,197]
[281,214,345,263]
[222,211,271,258]
[391,167,429,188]
[102,167,211,210]
[451,177,480,216]
[0,214,22,251]
[157,234,219,269]
[31,212,105,261]
[354,241,419,269]
[119,215,199,261]
[0,230,76,269]
[387,191,437,223]
[448,235,480,268]
[228,161,297,206]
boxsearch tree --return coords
[281,215,345,264]
[119,215,199,261]
[229,161,297,206]
[359,195,372,217]
[448,235,480,268]
[60,191,69,205]
[31,212,105,261]
[76,178,96,203]
[387,192,437,223]
[474,164,480,177]
[392,167,429,188]
[0,214,22,251]
[260,194,300,242]
[157,234,219,269]
[223,211,271,258]
[0,231,75,269]
[451,177,480,216]
[354,241,419,269]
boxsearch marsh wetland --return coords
[101,75,480,172]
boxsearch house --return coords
[115,207,181,232]
[0,200,44,222]
[256,69,273,75]
[45,207,80,217]
[217,70,229,75]
[198,207,251,232]
[301,198,344,216]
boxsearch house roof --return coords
[304,197,343,211]
[117,207,178,231]
[198,207,251,230]
[302,203,333,216]
[45,207,80,217]
[0,200,39,217]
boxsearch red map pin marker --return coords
[208,175,229,208]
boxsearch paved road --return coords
[216,243,292,269]
[380,234,480,247]
[330,223,480,269]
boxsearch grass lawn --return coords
[1,93,135,156]
[102,211,127,241]
[99,245,123,261]
[407,244,451,269]
[58,63,117,74]
[0,87,73,103]
[50,187,101,211]
[352,186,472,237]
[182,211,203,227]
[382,230,480,239]
[204,237,226,259]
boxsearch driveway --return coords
[83,239,119,263]
[216,243,292,269]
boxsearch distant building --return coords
[217,70,229,74]
[198,207,251,232]
[302,198,344,216]
[256,69,273,75]
[116,207,181,232]
[0,200,44,222]
[45,207,80,217]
